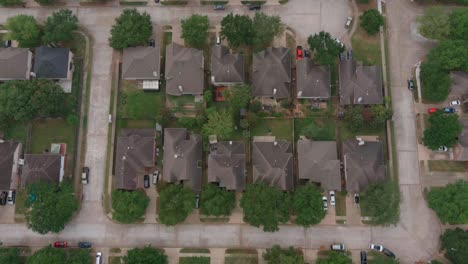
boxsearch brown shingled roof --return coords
[296,58,331,99]
[23,154,62,185]
[252,47,291,98]
[122,46,160,80]
[208,141,246,191]
[210,45,244,85]
[0,48,32,80]
[339,60,383,105]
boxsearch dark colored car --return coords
[360,251,367,264]
[339,52,346,61]
[195,193,201,209]
[354,193,360,204]
[443,107,456,113]
[0,191,7,205]
[4,40,11,48]
[144,175,150,188]
[407,79,414,90]
[53,241,67,248]
[248,4,261,10]
[78,242,92,248]
[382,248,396,258]
[296,46,304,60]
[347,50,353,60]
[149,39,155,47]
[304,50,310,58]
[213,4,225,10]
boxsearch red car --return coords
[53,241,67,248]
[427,108,438,114]
[296,46,303,60]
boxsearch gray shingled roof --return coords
[122,46,160,80]
[23,154,62,185]
[0,141,21,190]
[114,129,155,190]
[252,47,291,98]
[163,128,202,192]
[252,140,293,191]
[210,45,244,85]
[296,58,331,99]
[165,43,204,96]
[208,141,246,191]
[297,140,341,191]
[343,140,386,192]
[0,48,32,80]
[33,46,71,79]
[339,60,383,105]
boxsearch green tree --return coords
[43,9,78,44]
[203,89,213,107]
[0,248,21,264]
[5,15,41,47]
[181,14,209,49]
[293,184,326,227]
[67,114,79,126]
[112,190,149,223]
[449,9,468,41]
[361,181,400,225]
[420,60,451,102]
[263,245,304,264]
[369,105,392,129]
[423,111,462,150]
[123,246,168,264]
[417,6,450,40]
[202,108,234,140]
[220,13,254,48]
[25,181,78,234]
[316,251,352,264]
[427,40,468,72]
[27,246,66,264]
[307,31,345,65]
[368,254,400,264]
[68,249,92,264]
[34,0,56,5]
[252,13,285,48]
[200,184,235,217]
[360,9,384,35]
[240,184,291,232]
[0,0,23,6]
[179,257,210,264]
[224,84,251,115]
[440,228,468,264]
[109,9,152,50]
[428,180,468,224]
[345,106,365,132]
[177,117,202,131]
[158,185,195,226]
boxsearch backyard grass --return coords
[167,95,195,107]
[351,26,381,66]
[225,255,258,264]
[335,191,347,217]
[251,118,293,141]
[294,118,336,141]
[428,160,467,172]
[116,119,155,134]
[14,190,28,215]
[118,80,164,119]
[179,257,211,264]
[109,256,122,264]
[4,122,28,144]
[338,121,386,142]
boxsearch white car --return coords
[438,146,448,152]
[329,191,336,206]
[369,243,384,251]
[345,17,353,28]
[322,196,328,210]
[449,100,461,106]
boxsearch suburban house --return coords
[342,138,386,193]
[162,128,202,192]
[0,140,22,191]
[33,46,74,93]
[252,138,293,191]
[0,48,33,80]
[210,44,244,86]
[208,141,246,191]
[22,154,64,185]
[114,129,155,190]
[165,43,204,96]
[339,59,383,105]
[296,58,331,100]
[297,139,341,191]
[252,47,291,99]
[453,118,468,161]
[122,46,161,90]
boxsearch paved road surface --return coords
[0,1,442,263]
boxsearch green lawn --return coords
[167,94,195,107]
[225,255,258,264]
[335,191,347,217]
[180,248,210,253]
[108,256,121,264]
[117,119,155,135]
[428,160,467,172]
[294,118,336,141]
[351,26,382,66]
[338,121,386,142]
[4,122,28,144]
[251,118,293,141]
[179,257,211,264]
[118,80,164,119]
[14,190,28,215]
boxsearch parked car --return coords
[339,52,346,61]
[329,191,336,206]
[247,3,261,10]
[427,108,438,114]
[53,241,67,248]
[330,243,345,251]
[144,175,150,188]
[82,167,89,184]
[345,16,353,28]
[354,193,360,204]
[443,107,456,113]
[152,170,160,185]
[369,244,384,252]
[149,39,155,47]
[347,50,353,60]
[296,46,304,60]
[213,4,225,10]
[195,193,201,209]
[449,100,461,106]
[7,190,15,205]
[407,79,414,90]
[96,252,102,264]
[360,251,367,264]
[304,50,310,58]
[382,248,396,258]
[322,196,328,210]
[3,40,11,48]
[216,36,221,45]
[0,191,7,205]
[438,146,448,152]
[78,242,92,248]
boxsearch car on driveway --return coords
[354,193,360,204]
[369,243,383,252]
[0,191,7,205]
[296,46,303,60]
[345,17,353,28]
[438,146,448,152]
[78,242,92,248]
[213,5,225,10]
[53,241,67,248]
[144,175,150,188]
[329,191,335,206]
[82,167,89,184]
[7,190,15,205]
[247,3,261,10]
[407,79,414,90]
[322,196,328,210]
[360,251,367,264]
[449,100,461,106]
[383,248,396,258]
[330,243,345,251]
[443,107,456,113]
[427,108,438,114]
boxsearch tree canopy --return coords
[240,184,291,232]
[43,9,78,44]
[263,245,304,264]
[158,184,195,226]
[5,15,42,48]
[220,13,254,48]
[360,9,384,35]
[26,245,91,264]
[449,9,468,41]
[181,14,209,49]
[252,13,285,48]
[428,180,468,224]
[0,0,23,6]
[420,60,451,102]
[361,181,400,225]
[345,105,392,132]
[225,84,251,115]
[200,184,236,217]
[440,228,468,264]
[426,40,468,72]
[0,248,21,264]
[34,0,56,5]
[179,257,210,264]
[423,111,462,150]
[307,31,345,65]
[112,189,149,223]
[202,108,234,141]
[123,246,168,264]
[368,254,400,264]
[316,251,352,264]
[109,9,153,50]
[417,6,450,40]
[25,181,78,234]
[293,184,326,227]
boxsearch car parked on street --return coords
[53,241,67,248]
[443,107,456,113]
[360,251,367,264]
[213,4,225,10]
[296,46,303,60]
[82,167,89,184]
[383,248,396,258]
[329,191,336,206]
[149,39,155,47]
[144,175,150,188]
[449,100,461,106]
[369,244,383,252]
[322,196,328,210]
[330,243,345,251]
[78,242,92,248]
[407,79,414,90]
[354,193,360,204]
[247,3,261,10]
